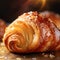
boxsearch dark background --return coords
[0,0,60,22]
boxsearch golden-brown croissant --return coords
[3,11,60,53]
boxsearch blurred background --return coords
[0,0,60,22]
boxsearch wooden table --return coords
[0,42,60,60]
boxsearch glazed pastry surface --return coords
[3,11,60,53]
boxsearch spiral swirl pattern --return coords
[3,11,60,53]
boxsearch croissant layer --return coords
[3,11,60,53]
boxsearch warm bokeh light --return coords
[32,0,46,8]
[41,0,46,8]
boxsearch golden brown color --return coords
[3,11,60,53]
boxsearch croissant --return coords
[3,11,60,53]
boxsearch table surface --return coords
[0,42,60,60]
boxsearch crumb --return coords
[42,53,49,57]
[0,43,5,46]
[49,54,55,58]
[42,52,55,58]
[16,58,21,60]
[0,56,4,58]
[43,54,49,57]
[42,53,45,55]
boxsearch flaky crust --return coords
[3,11,60,53]
[40,11,60,30]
